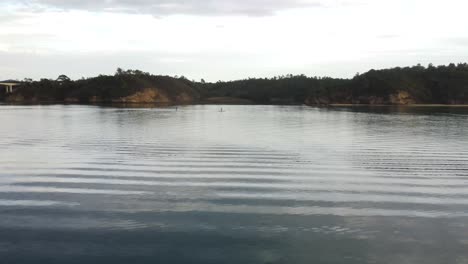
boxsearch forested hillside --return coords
[2,63,468,105]
[2,69,200,104]
[199,63,468,105]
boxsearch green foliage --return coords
[10,68,199,103]
[4,64,468,105]
[343,63,468,104]
[197,75,348,104]
[56,75,71,83]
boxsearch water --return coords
[0,104,468,264]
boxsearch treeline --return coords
[331,63,468,105]
[196,63,468,105]
[4,68,200,103]
[2,63,468,105]
[197,75,347,104]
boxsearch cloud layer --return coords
[19,0,324,16]
[1,0,468,81]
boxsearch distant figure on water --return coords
[219,107,224,112]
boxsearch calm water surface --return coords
[0,105,468,263]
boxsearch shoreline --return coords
[1,101,468,108]
[327,104,468,107]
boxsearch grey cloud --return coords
[0,14,18,23]
[3,49,468,82]
[0,50,276,81]
[17,0,325,16]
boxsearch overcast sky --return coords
[1,0,468,81]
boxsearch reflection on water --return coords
[1,105,468,264]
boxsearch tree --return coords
[56,75,71,83]
[115,68,124,75]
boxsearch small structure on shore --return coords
[0,81,21,94]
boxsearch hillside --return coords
[2,69,201,104]
[198,63,468,105]
[315,63,468,105]
[2,64,468,105]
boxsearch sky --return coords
[0,0,468,81]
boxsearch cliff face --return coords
[388,91,416,105]
[112,88,195,104]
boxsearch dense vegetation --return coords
[2,63,468,105]
[198,75,347,104]
[1,69,200,103]
[197,63,468,105]
[329,63,468,105]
